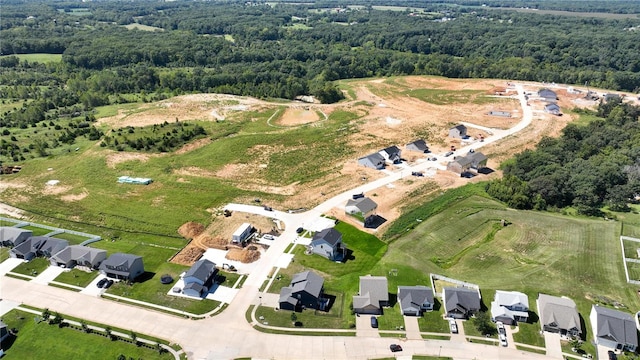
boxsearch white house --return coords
[490,290,529,325]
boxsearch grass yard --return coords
[105,262,221,314]
[512,322,545,348]
[405,89,486,105]
[53,269,99,287]
[50,232,93,244]
[0,247,10,262]
[11,258,50,276]
[0,53,62,63]
[462,317,497,338]
[417,305,449,333]
[381,186,640,350]
[254,304,351,329]
[20,225,54,236]
[560,339,595,358]
[1,310,171,360]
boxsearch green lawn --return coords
[512,322,545,348]
[105,262,221,315]
[53,269,99,287]
[49,232,93,244]
[254,303,351,329]
[0,53,62,63]
[0,247,10,262]
[1,310,172,359]
[20,225,54,236]
[11,258,50,276]
[417,305,449,333]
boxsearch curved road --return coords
[2,84,547,359]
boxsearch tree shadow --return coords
[341,249,355,263]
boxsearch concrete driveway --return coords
[80,275,108,297]
[543,332,563,359]
[31,265,65,285]
[356,314,380,337]
[403,316,421,340]
[0,257,24,276]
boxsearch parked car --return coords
[389,344,402,352]
[263,234,274,241]
[96,278,108,288]
[411,171,424,177]
[445,151,454,157]
[263,206,273,211]
[500,336,508,347]
[370,316,378,328]
[608,351,617,360]
[296,227,304,234]
[352,193,365,200]
[104,279,114,289]
[449,319,458,334]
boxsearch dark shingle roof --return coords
[444,287,480,314]
[406,139,428,152]
[312,228,342,246]
[345,197,378,214]
[398,286,433,313]
[101,253,141,268]
[184,259,217,283]
[593,305,638,347]
[290,270,324,298]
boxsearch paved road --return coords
[1,84,552,359]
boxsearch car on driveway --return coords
[496,321,507,347]
[104,279,114,289]
[370,316,378,328]
[449,319,458,334]
[608,351,617,360]
[263,234,274,241]
[389,344,402,352]
[96,278,108,288]
[296,227,304,234]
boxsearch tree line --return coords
[486,99,640,215]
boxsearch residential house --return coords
[309,228,346,261]
[279,270,325,312]
[447,156,473,174]
[182,259,218,297]
[358,153,386,170]
[353,276,389,314]
[544,103,561,115]
[449,124,467,139]
[443,287,481,319]
[99,253,145,281]
[232,223,253,244]
[490,290,529,325]
[405,139,429,153]
[468,152,488,169]
[0,227,32,247]
[345,197,377,219]
[537,293,582,338]
[590,305,638,352]
[398,285,434,316]
[49,245,107,269]
[538,89,558,102]
[379,145,402,164]
[10,236,68,261]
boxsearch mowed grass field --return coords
[0,53,62,63]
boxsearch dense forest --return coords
[2,0,640,165]
[486,99,640,215]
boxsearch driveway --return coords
[403,316,421,340]
[0,257,24,276]
[356,314,380,337]
[31,265,65,285]
[450,319,466,342]
[543,331,563,359]
[505,324,517,349]
[80,275,108,297]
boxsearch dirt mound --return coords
[171,247,205,266]
[225,248,261,263]
[178,222,205,239]
[193,233,228,249]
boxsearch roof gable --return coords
[593,305,638,347]
[311,228,342,247]
[444,287,480,313]
[185,259,217,282]
[538,294,582,333]
[359,276,389,304]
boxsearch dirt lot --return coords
[171,211,282,266]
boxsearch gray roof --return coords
[494,290,529,308]
[452,156,473,167]
[359,153,385,165]
[51,245,106,264]
[290,270,324,298]
[538,89,557,99]
[12,236,68,257]
[398,286,434,313]
[312,228,342,247]
[593,305,638,347]
[444,287,480,314]
[184,259,217,283]
[538,294,582,333]
[0,227,32,242]
[469,152,488,165]
[184,282,204,294]
[382,145,401,157]
[406,139,428,152]
[345,197,378,214]
[100,253,142,269]
[280,270,324,304]
[355,276,388,309]
[452,124,467,132]
[545,103,560,111]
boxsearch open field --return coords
[0,53,62,63]
[0,76,579,238]
[123,23,164,31]
[1,309,171,359]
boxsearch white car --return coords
[449,319,458,334]
[263,234,274,241]
[496,322,507,347]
